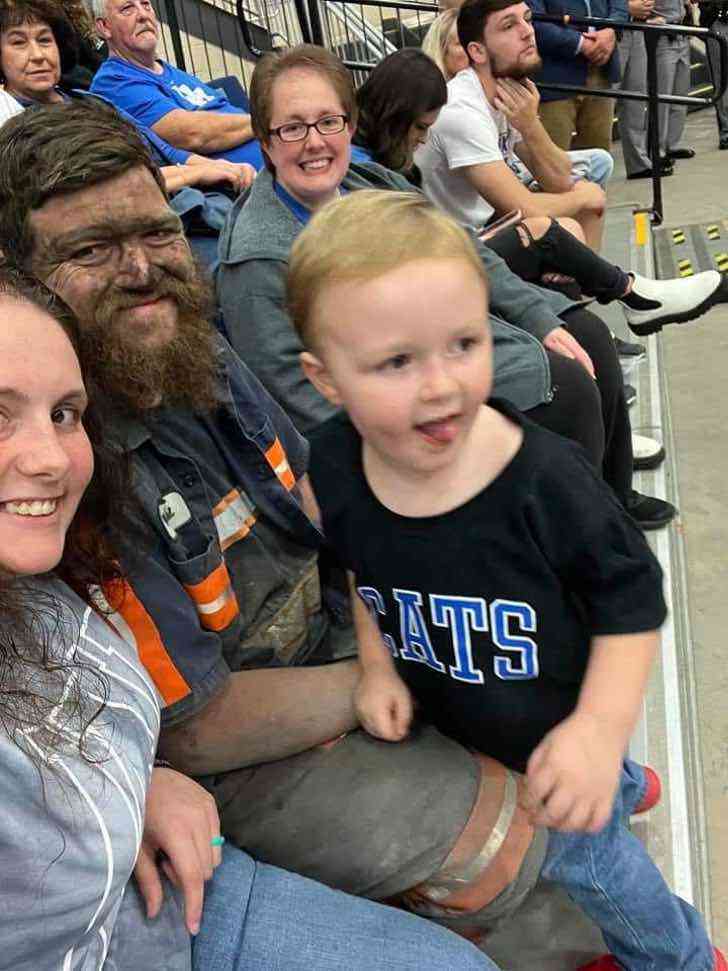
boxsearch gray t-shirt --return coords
[416,67,522,229]
[1,577,163,970]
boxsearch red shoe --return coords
[632,765,662,815]
[578,948,726,971]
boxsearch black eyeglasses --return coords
[268,114,349,143]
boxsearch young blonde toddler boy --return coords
[288,190,722,971]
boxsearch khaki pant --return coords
[538,65,614,151]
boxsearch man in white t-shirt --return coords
[416,0,607,249]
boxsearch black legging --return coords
[487,219,631,303]
[525,306,633,503]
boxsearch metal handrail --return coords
[323,1,399,60]
[236,0,265,55]
[233,0,728,222]
[533,14,728,222]
[237,0,403,63]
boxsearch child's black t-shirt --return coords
[308,400,667,773]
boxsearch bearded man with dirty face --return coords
[28,166,220,416]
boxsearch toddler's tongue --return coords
[417,418,458,443]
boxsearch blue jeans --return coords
[541,759,713,970]
[193,844,500,971]
[568,148,614,191]
[518,148,614,192]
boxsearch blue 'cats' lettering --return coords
[358,586,398,658]
[490,599,539,679]
[356,586,539,683]
[393,589,446,672]
[430,595,486,684]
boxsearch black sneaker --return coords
[626,159,674,180]
[624,383,637,407]
[613,335,646,359]
[625,490,677,531]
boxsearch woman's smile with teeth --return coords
[302,158,331,170]
[4,499,59,516]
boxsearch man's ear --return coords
[467,40,488,66]
[300,350,344,406]
[96,17,112,42]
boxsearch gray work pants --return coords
[209,720,547,939]
[617,27,689,170]
[707,18,728,136]
[618,27,651,173]
[211,723,481,899]
[655,32,690,154]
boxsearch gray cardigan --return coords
[217,164,578,434]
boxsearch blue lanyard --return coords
[273,180,348,225]
[274,180,313,225]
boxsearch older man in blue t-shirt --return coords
[90,0,263,169]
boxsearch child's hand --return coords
[526,712,623,833]
[355,665,413,742]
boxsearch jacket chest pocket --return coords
[171,536,240,633]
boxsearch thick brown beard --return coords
[490,50,542,80]
[78,260,222,417]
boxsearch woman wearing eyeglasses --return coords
[216,44,688,534]
[218,45,386,434]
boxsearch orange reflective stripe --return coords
[213,488,258,552]
[184,561,239,632]
[197,591,239,631]
[213,489,240,516]
[184,560,229,603]
[265,437,296,491]
[104,579,190,706]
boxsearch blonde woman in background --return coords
[421,8,468,79]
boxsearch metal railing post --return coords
[229,0,728,224]
[644,27,664,225]
[293,0,315,42]
[306,0,327,45]
[162,0,187,71]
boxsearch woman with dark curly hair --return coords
[0,0,103,91]
[0,0,80,102]
[352,47,447,183]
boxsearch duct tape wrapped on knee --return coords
[397,754,548,938]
